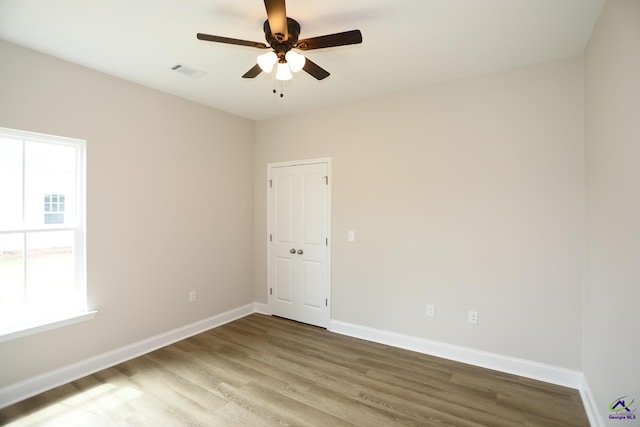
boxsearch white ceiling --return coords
[0,0,604,121]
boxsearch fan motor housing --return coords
[264,18,300,58]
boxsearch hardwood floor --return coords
[0,314,589,426]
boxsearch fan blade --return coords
[197,33,268,49]
[264,0,288,41]
[303,58,330,80]
[296,30,362,51]
[242,64,263,79]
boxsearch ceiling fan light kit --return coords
[285,51,305,73]
[256,51,304,80]
[197,0,362,85]
[276,62,293,81]
[257,51,278,73]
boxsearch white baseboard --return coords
[254,302,270,315]
[580,377,604,427]
[329,319,584,390]
[0,302,260,409]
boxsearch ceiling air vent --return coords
[171,64,206,79]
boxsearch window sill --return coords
[0,310,98,343]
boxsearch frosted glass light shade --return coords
[257,51,277,73]
[285,51,306,72]
[275,62,293,80]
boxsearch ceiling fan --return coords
[197,0,363,81]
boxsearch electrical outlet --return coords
[427,304,436,318]
[468,310,478,325]
[189,291,197,303]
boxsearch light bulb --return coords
[285,51,306,72]
[275,62,293,81]
[257,51,277,73]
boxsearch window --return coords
[44,194,66,224]
[0,127,87,337]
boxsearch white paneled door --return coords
[268,160,330,328]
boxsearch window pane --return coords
[0,137,23,229]
[24,142,76,227]
[44,214,65,224]
[0,233,25,313]
[25,231,75,307]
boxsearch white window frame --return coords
[0,127,95,342]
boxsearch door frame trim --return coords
[266,157,332,327]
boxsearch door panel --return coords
[274,257,293,303]
[275,174,294,244]
[302,260,323,308]
[269,161,330,327]
[303,174,323,245]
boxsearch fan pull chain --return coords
[271,78,284,98]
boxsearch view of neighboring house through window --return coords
[44,194,66,224]
[0,127,86,334]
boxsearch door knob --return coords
[297,249,304,255]
[290,248,296,254]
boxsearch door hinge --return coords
[269,179,272,188]
[323,176,328,185]
[270,288,273,296]
[270,234,273,242]
[326,238,328,246]
[325,298,328,307]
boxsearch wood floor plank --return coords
[0,314,589,426]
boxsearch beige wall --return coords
[8,12,637,417]
[584,0,640,423]
[255,58,585,369]
[0,40,255,386]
